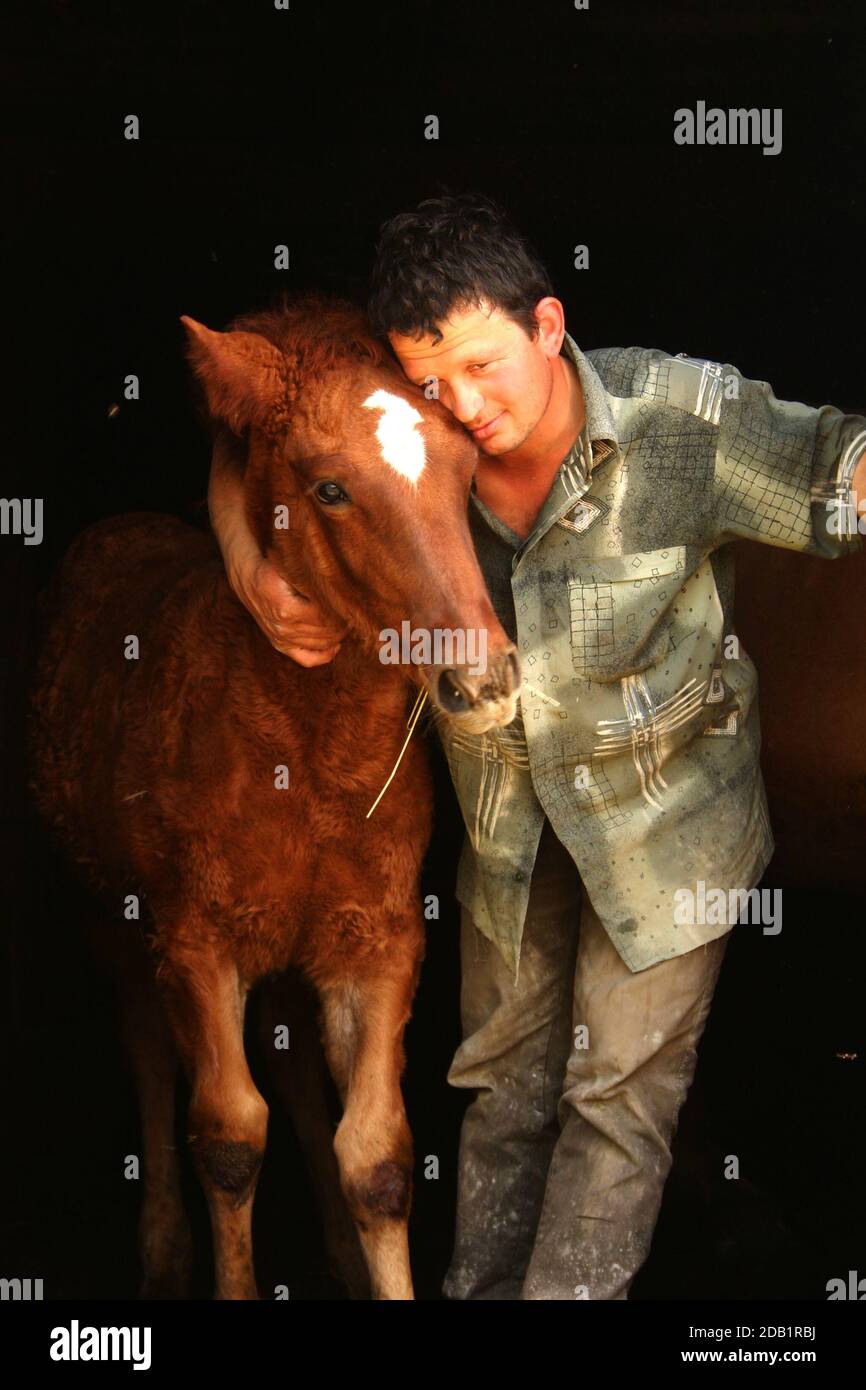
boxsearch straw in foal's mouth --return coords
[365,688,429,819]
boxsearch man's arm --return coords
[709,362,866,557]
[208,427,348,665]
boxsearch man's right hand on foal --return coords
[208,425,347,666]
[229,552,348,666]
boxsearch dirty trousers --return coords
[443,819,729,1301]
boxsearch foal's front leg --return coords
[161,944,268,1300]
[257,972,371,1299]
[319,926,423,1301]
[115,941,192,1299]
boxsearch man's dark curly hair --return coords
[367,192,553,344]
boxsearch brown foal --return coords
[28,295,519,1299]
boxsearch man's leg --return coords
[522,899,729,1301]
[442,821,580,1300]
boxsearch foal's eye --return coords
[315,481,350,506]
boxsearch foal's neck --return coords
[255,623,420,730]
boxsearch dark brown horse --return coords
[27,295,519,1300]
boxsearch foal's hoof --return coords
[139,1272,190,1301]
[138,1228,193,1300]
[139,1249,193,1300]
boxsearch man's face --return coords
[388,300,557,457]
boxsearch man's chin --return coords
[477,430,515,457]
[476,419,536,458]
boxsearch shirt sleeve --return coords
[710,361,866,557]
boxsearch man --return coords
[208,193,866,1300]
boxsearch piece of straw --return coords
[366,688,429,819]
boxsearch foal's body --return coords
[32,514,428,1298]
[29,297,519,1298]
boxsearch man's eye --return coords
[469,362,490,372]
[315,481,350,506]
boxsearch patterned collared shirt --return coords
[437,332,865,979]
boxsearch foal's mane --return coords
[229,292,391,409]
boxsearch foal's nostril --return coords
[506,650,521,690]
[436,669,471,714]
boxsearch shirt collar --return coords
[560,330,620,474]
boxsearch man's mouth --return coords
[471,411,504,440]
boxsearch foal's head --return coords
[182,294,519,733]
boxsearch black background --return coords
[2,0,865,1303]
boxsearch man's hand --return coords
[229,552,348,666]
[208,425,348,665]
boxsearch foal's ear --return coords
[180,316,289,434]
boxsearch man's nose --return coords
[445,380,484,425]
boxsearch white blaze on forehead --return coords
[362,389,426,484]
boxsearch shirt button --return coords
[514,870,526,882]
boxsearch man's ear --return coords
[532,296,566,356]
[180,316,290,434]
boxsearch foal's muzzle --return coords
[433,649,521,732]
